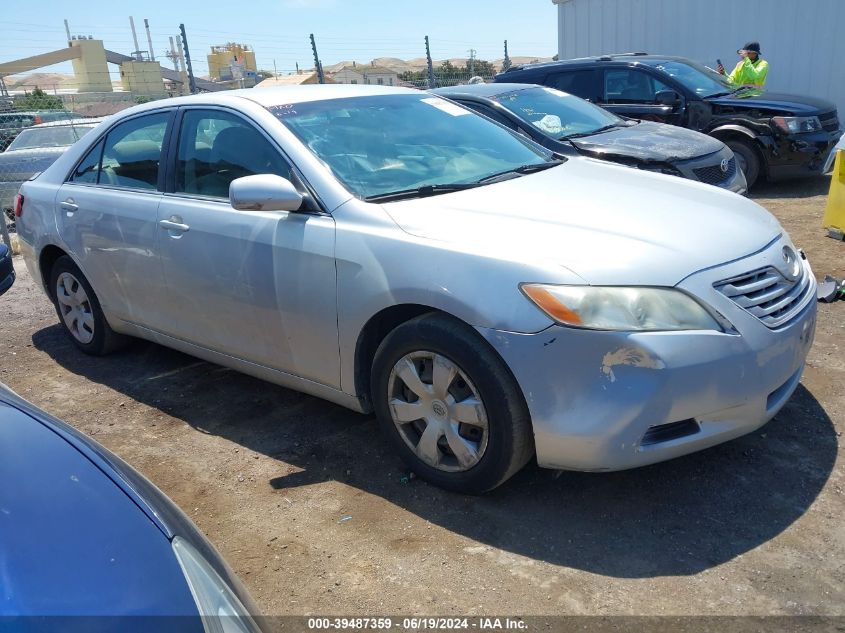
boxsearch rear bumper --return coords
[477,238,817,472]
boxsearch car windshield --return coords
[490,86,622,139]
[272,93,553,200]
[640,59,732,98]
[6,125,94,151]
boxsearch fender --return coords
[709,124,758,140]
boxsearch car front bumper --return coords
[767,128,843,180]
[477,237,817,471]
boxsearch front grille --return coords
[819,110,839,132]
[693,157,736,185]
[714,265,812,329]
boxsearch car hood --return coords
[569,121,725,162]
[0,400,200,618]
[707,91,836,115]
[382,157,782,286]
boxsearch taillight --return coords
[13,194,24,218]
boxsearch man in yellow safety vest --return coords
[717,41,769,88]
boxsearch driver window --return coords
[176,109,294,199]
[604,69,670,104]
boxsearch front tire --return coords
[371,313,534,494]
[725,138,761,189]
[49,255,128,355]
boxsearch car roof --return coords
[431,83,538,99]
[122,84,417,117]
[31,117,103,128]
[504,53,687,73]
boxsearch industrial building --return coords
[552,0,844,117]
[207,43,257,81]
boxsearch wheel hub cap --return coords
[387,351,489,473]
[56,272,95,345]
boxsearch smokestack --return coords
[144,19,155,61]
[129,16,141,60]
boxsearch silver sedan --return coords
[16,85,817,493]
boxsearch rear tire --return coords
[371,313,534,494]
[49,255,128,355]
[725,138,761,189]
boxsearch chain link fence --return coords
[397,68,499,90]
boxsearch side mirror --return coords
[229,174,304,212]
[655,90,681,106]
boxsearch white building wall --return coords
[555,0,844,116]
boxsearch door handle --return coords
[159,218,190,233]
[60,198,78,215]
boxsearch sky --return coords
[3,0,558,80]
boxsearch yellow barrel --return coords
[823,149,845,240]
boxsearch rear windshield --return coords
[7,125,94,151]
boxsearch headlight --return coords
[772,116,822,134]
[172,536,261,633]
[521,284,722,332]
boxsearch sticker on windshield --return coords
[421,97,470,116]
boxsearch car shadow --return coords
[750,175,831,200]
[33,325,838,579]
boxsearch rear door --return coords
[55,110,172,327]
[599,67,682,124]
[155,106,339,386]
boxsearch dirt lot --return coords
[1,177,843,618]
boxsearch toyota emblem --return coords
[720,158,730,173]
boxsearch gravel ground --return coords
[1,176,843,618]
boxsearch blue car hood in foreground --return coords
[0,400,200,621]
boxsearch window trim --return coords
[64,108,176,194]
[164,104,328,214]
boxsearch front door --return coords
[56,110,172,328]
[156,107,340,387]
[600,67,682,124]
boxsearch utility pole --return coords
[310,34,325,84]
[129,16,142,60]
[273,59,277,78]
[425,35,435,89]
[179,23,197,94]
[64,19,71,43]
[503,40,511,71]
[167,36,179,70]
[468,48,476,76]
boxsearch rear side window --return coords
[70,139,104,184]
[175,109,294,199]
[98,112,169,190]
[546,70,599,100]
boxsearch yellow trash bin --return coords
[823,149,845,240]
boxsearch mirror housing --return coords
[229,174,304,212]
[655,90,681,106]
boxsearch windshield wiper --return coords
[364,183,481,203]
[476,159,565,184]
[561,123,621,140]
